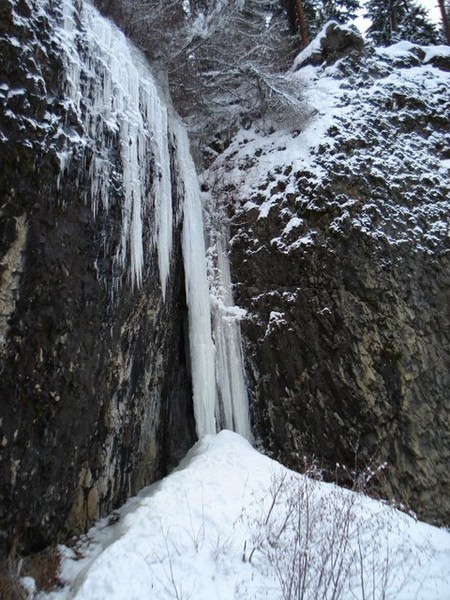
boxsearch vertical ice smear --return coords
[209,229,252,440]
[147,91,173,298]
[174,120,251,440]
[58,0,173,292]
[173,121,217,436]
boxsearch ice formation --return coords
[173,120,218,436]
[174,123,252,439]
[208,226,252,439]
[54,0,251,439]
[58,0,172,293]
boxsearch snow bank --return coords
[40,432,450,600]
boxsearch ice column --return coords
[174,122,251,440]
[173,121,217,436]
[208,228,252,440]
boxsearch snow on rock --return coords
[40,431,450,600]
[204,33,450,526]
[423,44,450,62]
[292,20,364,71]
[209,39,450,255]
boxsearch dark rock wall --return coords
[222,35,450,524]
[233,223,450,524]
[0,0,195,556]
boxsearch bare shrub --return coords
[242,466,423,600]
[0,545,62,599]
[0,571,28,600]
[21,546,62,592]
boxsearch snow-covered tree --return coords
[100,0,302,130]
[366,0,440,46]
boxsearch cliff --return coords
[0,0,196,556]
[207,25,450,524]
[1,0,449,567]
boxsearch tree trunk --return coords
[390,0,398,38]
[283,0,298,34]
[391,9,398,34]
[294,0,309,49]
[438,0,450,44]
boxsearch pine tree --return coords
[282,0,360,48]
[318,0,360,24]
[399,4,441,44]
[366,0,404,45]
[366,0,440,46]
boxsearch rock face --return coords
[293,21,364,68]
[1,0,449,565]
[209,31,450,524]
[0,0,195,556]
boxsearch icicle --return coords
[145,85,173,299]
[55,0,251,440]
[57,0,173,292]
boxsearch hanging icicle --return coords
[58,0,173,293]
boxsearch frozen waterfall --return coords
[173,123,252,440]
[208,227,252,440]
[58,0,173,294]
[55,0,251,440]
[173,122,217,436]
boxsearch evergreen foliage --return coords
[282,0,360,42]
[313,0,360,26]
[366,0,440,46]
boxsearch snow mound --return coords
[40,432,450,599]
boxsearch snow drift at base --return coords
[38,431,450,600]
